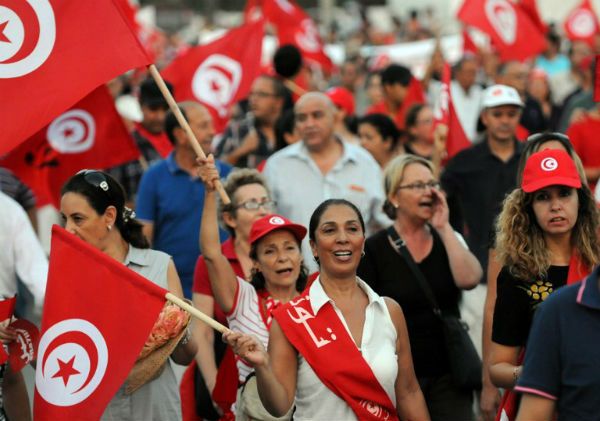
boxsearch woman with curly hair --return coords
[489,148,600,417]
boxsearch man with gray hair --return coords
[263,92,389,271]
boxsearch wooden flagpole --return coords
[148,64,231,205]
[165,292,229,334]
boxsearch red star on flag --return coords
[0,21,10,43]
[210,79,221,93]
[62,127,74,138]
[52,355,81,386]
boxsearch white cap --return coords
[482,84,524,109]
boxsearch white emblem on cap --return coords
[540,157,558,172]
[269,216,285,225]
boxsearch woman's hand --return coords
[223,331,268,368]
[0,319,17,343]
[196,154,220,192]
[430,187,449,231]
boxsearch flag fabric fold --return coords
[33,226,167,420]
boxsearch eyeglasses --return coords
[235,199,277,211]
[249,91,278,99]
[397,181,441,191]
[77,169,110,192]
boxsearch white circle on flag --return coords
[568,10,596,38]
[484,0,517,45]
[0,0,56,78]
[295,19,320,53]
[192,54,242,117]
[0,7,24,62]
[541,157,558,172]
[47,110,96,154]
[36,319,108,407]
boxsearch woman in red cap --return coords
[489,148,600,419]
[222,198,430,420]
[198,155,308,420]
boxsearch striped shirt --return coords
[226,278,272,382]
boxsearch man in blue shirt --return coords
[137,101,231,298]
[515,267,600,420]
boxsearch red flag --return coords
[262,0,334,73]
[518,0,547,34]
[433,63,471,159]
[161,20,265,133]
[564,0,600,45]
[1,86,140,208]
[462,27,478,55]
[8,319,40,373]
[457,0,546,61]
[594,55,600,102]
[0,0,151,156]
[34,226,167,420]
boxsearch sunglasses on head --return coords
[77,169,110,192]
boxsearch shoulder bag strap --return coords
[386,225,442,317]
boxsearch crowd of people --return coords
[3,8,600,421]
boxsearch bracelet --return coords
[179,327,191,346]
[513,366,521,385]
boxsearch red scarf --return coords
[274,290,399,421]
[567,252,589,285]
[134,123,173,158]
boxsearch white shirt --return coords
[263,141,390,272]
[450,80,483,143]
[293,277,398,420]
[0,192,47,316]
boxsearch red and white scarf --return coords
[274,287,399,421]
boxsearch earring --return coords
[361,250,365,257]
[107,225,112,231]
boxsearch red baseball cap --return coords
[326,87,356,116]
[249,214,307,245]
[521,149,581,193]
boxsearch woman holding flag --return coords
[222,198,430,420]
[60,170,197,420]
[489,148,600,419]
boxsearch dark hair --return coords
[275,109,296,151]
[266,74,287,98]
[61,171,149,248]
[380,64,412,87]
[358,113,401,150]
[139,77,173,108]
[249,233,308,293]
[405,103,427,130]
[309,199,366,243]
[274,44,303,78]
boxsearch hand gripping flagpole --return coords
[165,292,229,334]
[148,64,231,205]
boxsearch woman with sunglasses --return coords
[189,169,276,418]
[358,154,482,421]
[488,148,600,419]
[198,155,308,420]
[60,170,197,420]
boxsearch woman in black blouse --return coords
[358,154,482,421]
[490,149,600,398]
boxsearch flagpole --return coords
[165,292,229,334]
[147,64,231,205]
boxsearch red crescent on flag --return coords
[0,0,41,64]
[41,330,99,393]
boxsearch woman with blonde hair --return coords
[359,153,482,420]
[489,148,600,418]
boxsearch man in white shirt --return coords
[263,92,389,271]
[0,192,47,317]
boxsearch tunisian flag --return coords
[0,86,140,208]
[34,226,167,420]
[161,20,264,133]
[0,0,151,156]
[564,0,600,45]
[457,0,546,61]
[433,63,471,159]
[261,0,334,73]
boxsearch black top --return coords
[441,139,523,282]
[492,265,569,347]
[358,227,461,378]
